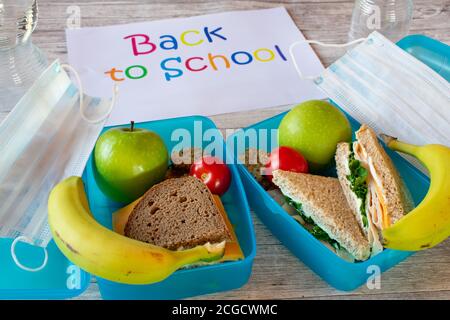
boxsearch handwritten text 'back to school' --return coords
[104,27,288,82]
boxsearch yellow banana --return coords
[48,176,225,285]
[381,135,450,251]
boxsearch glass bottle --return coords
[0,0,48,112]
[349,0,414,42]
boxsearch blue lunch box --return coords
[0,115,256,299]
[84,115,256,299]
[227,34,449,291]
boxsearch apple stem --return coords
[130,121,135,132]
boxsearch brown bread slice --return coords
[355,125,414,224]
[272,170,371,261]
[124,176,231,250]
[238,148,273,191]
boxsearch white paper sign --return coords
[66,7,326,125]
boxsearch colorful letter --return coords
[204,27,227,43]
[185,57,207,72]
[123,34,156,56]
[275,45,287,61]
[254,48,275,62]
[160,57,183,81]
[125,65,148,80]
[160,35,178,50]
[208,53,230,71]
[104,67,125,81]
[180,30,203,46]
[231,51,253,65]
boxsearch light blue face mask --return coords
[289,31,450,150]
[0,60,117,271]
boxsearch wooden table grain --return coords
[2,0,449,300]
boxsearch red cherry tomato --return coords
[265,146,309,181]
[190,156,232,196]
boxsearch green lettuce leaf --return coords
[285,196,340,250]
[346,143,369,227]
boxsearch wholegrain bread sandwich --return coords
[272,170,371,261]
[335,124,414,256]
[113,176,244,264]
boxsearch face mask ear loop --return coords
[11,236,48,272]
[60,63,118,124]
[289,38,367,81]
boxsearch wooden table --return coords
[2,0,449,300]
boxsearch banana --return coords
[380,135,450,251]
[48,176,225,285]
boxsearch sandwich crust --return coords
[355,125,414,224]
[272,170,370,261]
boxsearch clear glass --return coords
[349,0,414,42]
[0,0,47,112]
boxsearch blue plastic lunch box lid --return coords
[0,34,448,299]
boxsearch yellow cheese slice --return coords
[112,195,244,262]
[374,184,390,229]
[354,142,390,230]
[212,195,245,261]
[113,198,141,235]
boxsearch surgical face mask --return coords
[0,60,117,272]
[289,31,450,151]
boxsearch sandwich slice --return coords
[335,124,414,255]
[272,170,371,261]
[113,176,244,264]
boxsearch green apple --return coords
[278,100,352,171]
[94,122,168,203]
